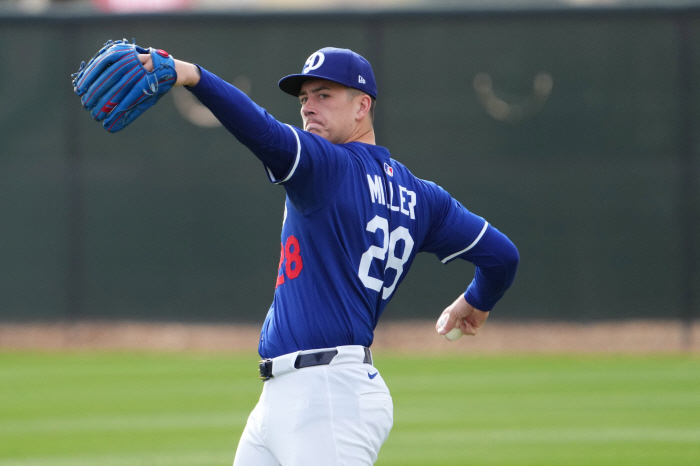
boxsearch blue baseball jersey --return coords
[188,68,519,359]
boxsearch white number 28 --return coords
[358,215,415,300]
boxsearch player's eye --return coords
[300,97,307,105]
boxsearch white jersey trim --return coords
[265,124,302,184]
[441,221,489,264]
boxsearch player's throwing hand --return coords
[436,294,489,340]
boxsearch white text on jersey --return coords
[366,174,416,219]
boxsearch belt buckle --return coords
[258,359,273,382]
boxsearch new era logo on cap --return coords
[279,47,378,99]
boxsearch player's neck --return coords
[343,125,375,145]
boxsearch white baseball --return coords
[442,327,463,341]
[437,314,463,341]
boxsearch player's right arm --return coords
[419,182,519,337]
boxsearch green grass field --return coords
[1,351,699,466]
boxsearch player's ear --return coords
[356,93,372,121]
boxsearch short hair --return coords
[346,87,376,123]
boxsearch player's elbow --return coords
[487,227,519,273]
[494,237,519,293]
[502,240,519,272]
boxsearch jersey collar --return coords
[346,142,391,163]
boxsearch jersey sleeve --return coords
[461,225,519,311]
[277,129,350,214]
[187,67,349,214]
[186,67,298,181]
[419,181,489,261]
[420,181,519,311]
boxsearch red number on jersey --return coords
[275,242,285,288]
[275,235,303,288]
[285,235,303,279]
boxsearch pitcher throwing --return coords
[72,42,519,465]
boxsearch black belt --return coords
[259,347,372,382]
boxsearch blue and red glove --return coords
[72,39,177,133]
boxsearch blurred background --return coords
[0,0,698,337]
[3,5,700,464]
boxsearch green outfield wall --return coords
[0,6,698,322]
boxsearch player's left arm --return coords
[138,54,297,179]
[148,55,348,213]
[138,54,201,87]
[170,58,200,87]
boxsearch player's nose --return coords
[302,103,315,116]
[301,98,316,114]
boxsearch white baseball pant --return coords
[232,345,393,466]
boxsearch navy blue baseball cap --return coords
[279,47,377,99]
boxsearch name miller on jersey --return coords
[366,174,417,219]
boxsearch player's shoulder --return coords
[388,158,445,195]
[340,143,452,201]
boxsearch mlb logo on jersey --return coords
[384,163,393,176]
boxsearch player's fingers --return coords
[451,317,465,334]
[437,294,473,335]
[436,309,458,335]
[462,319,478,335]
[464,309,489,336]
[138,53,154,72]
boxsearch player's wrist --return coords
[175,60,201,87]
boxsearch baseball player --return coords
[72,43,519,466]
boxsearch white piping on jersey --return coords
[265,124,302,184]
[281,124,302,183]
[441,220,489,264]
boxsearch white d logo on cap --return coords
[303,52,325,74]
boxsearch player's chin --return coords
[308,128,333,141]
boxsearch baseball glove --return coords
[72,39,177,133]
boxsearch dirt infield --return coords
[1,320,698,353]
